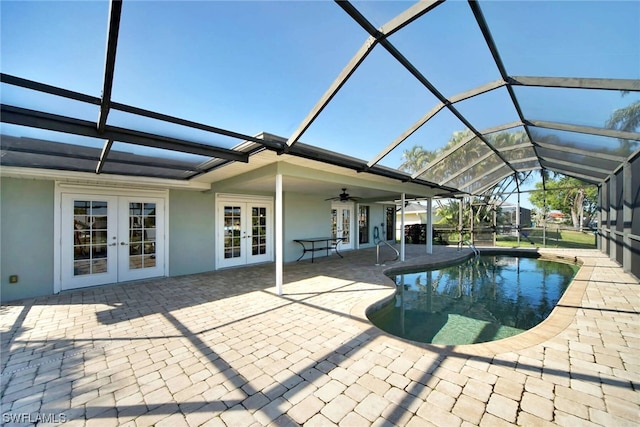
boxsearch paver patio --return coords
[1,245,638,426]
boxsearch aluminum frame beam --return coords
[339,3,520,178]
[468,0,542,187]
[284,37,377,149]
[439,150,495,187]
[1,104,250,162]
[286,0,444,149]
[533,140,628,162]
[508,76,640,92]
[97,0,122,133]
[368,102,444,168]
[411,132,477,179]
[96,139,114,174]
[448,78,506,104]
[0,139,200,172]
[538,160,604,183]
[527,120,640,141]
[0,73,284,151]
[537,155,612,176]
[460,164,513,195]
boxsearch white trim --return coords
[53,189,62,294]
[55,182,169,198]
[57,183,169,196]
[2,166,209,191]
[215,193,274,202]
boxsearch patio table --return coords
[293,237,344,263]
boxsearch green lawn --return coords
[495,228,597,249]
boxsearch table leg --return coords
[334,239,343,258]
[295,241,307,262]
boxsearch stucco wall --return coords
[283,192,333,262]
[168,189,216,276]
[1,178,55,302]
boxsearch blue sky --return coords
[1,1,638,208]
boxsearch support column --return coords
[516,192,521,246]
[623,162,632,272]
[426,198,433,254]
[609,171,617,262]
[469,200,474,245]
[400,193,405,262]
[458,198,463,250]
[275,173,283,296]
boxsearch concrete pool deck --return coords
[1,245,638,426]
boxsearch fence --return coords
[403,224,597,249]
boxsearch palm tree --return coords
[606,100,640,133]
[399,145,433,173]
[606,92,639,156]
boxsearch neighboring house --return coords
[394,202,442,241]
[1,133,444,302]
[547,211,565,223]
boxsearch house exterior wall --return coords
[168,189,216,276]
[1,177,55,301]
[0,176,407,301]
[283,192,331,262]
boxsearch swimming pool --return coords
[367,254,579,345]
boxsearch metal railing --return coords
[464,240,480,256]
[375,240,399,266]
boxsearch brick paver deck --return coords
[1,246,638,426]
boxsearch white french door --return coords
[60,194,165,290]
[331,202,354,250]
[217,199,273,268]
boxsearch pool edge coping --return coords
[348,247,591,357]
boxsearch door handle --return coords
[120,242,129,246]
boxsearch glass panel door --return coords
[247,203,271,264]
[118,197,165,282]
[341,208,351,245]
[331,202,353,250]
[62,195,118,290]
[224,205,242,260]
[359,205,369,244]
[251,207,266,256]
[218,200,273,268]
[127,202,157,270]
[61,193,165,290]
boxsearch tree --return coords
[605,92,639,156]
[607,100,640,133]
[529,175,598,228]
[398,145,433,174]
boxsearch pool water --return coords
[368,254,579,345]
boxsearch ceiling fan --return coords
[325,188,361,202]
